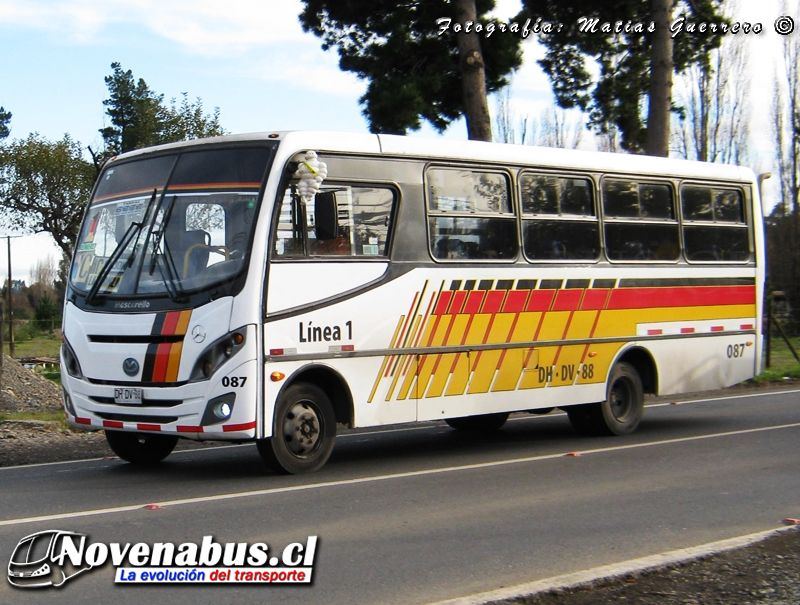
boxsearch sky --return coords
[0,0,789,284]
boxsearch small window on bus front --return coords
[681,185,749,262]
[520,174,600,261]
[274,184,395,258]
[602,179,679,262]
[426,167,517,260]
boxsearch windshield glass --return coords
[70,146,270,303]
[11,535,52,565]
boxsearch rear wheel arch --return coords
[614,346,658,395]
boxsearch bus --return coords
[61,131,764,474]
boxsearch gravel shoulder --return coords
[1,356,798,604]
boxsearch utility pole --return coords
[4,235,21,359]
[6,235,13,358]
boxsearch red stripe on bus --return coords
[177,426,203,433]
[103,420,124,429]
[137,424,161,431]
[152,342,172,382]
[711,326,725,332]
[223,421,256,432]
[433,290,453,315]
[607,286,755,310]
[526,290,555,312]
[161,311,180,335]
[75,417,92,425]
[502,290,528,313]
[681,327,696,333]
[449,290,467,314]
[481,290,505,314]
[647,329,663,335]
[741,323,754,330]
[553,289,582,312]
[580,289,610,310]
[463,290,485,314]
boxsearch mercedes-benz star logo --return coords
[191,325,206,343]
[122,358,140,377]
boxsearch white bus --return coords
[62,131,764,473]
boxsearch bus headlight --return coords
[201,393,236,426]
[61,338,84,379]
[62,388,76,417]
[213,402,232,419]
[190,328,247,382]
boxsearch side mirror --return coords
[314,191,339,240]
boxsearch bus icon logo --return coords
[122,358,140,376]
[7,530,93,588]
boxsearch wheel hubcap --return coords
[283,401,321,456]
[609,379,632,421]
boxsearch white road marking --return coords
[1,420,799,528]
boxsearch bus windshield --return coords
[70,146,272,303]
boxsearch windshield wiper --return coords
[85,189,158,305]
[149,194,177,276]
[148,195,184,302]
[127,188,160,268]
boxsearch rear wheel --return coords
[257,383,336,474]
[105,431,178,465]
[445,412,509,431]
[567,362,644,436]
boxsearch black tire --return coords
[257,382,336,474]
[445,412,509,431]
[567,362,644,436]
[105,431,178,465]
[566,404,599,436]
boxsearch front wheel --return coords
[567,362,644,436]
[105,431,178,465]
[257,383,336,474]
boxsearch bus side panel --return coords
[640,335,757,395]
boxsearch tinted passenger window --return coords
[427,168,517,260]
[681,186,749,262]
[602,179,679,261]
[520,174,599,261]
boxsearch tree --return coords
[768,3,800,317]
[298,0,522,140]
[99,62,166,155]
[518,0,727,156]
[161,93,226,143]
[0,106,10,140]
[0,134,95,259]
[493,85,583,149]
[98,63,226,162]
[671,3,749,164]
[28,254,58,311]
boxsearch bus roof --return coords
[112,130,756,183]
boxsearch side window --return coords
[681,185,749,262]
[427,167,517,260]
[520,173,599,261]
[273,183,395,258]
[602,179,679,261]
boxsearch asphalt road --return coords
[1,387,799,605]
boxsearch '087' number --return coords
[727,343,747,358]
[222,376,247,387]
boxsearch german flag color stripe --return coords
[142,310,192,383]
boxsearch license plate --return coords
[114,387,143,404]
